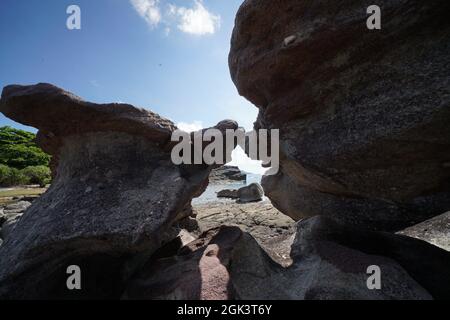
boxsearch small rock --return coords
[3,201,31,215]
[237,183,264,203]
[217,189,239,199]
[210,166,246,183]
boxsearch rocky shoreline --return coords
[0,0,449,300]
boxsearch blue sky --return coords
[0,0,265,173]
[0,0,258,130]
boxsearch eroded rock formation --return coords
[0,0,449,301]
[229,0,450,231]
[0,83,237,299]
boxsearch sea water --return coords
[192,173,262,205]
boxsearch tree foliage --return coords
[0,126,50,169]
[21,165,51,187]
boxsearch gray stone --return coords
[398,212,450,251]
[3,201,31,215]
[232,216,449,300]
[237,183,264,203]
[209,166,246,183]
[216,189,239,199]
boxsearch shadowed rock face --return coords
[0,83,237,299]
[229,0,450,230]
[123,226,243,300]
[124,217,450,300]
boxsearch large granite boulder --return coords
[124,216,450,300]
[0,83,237,299]
[229,0,450,230]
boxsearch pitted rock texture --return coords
[229,0,450,230]
[0,83,236,299]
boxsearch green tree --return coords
[0,126,50,169]
[0,164,27,187]
[21,165,51,187]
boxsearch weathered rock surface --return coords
[216,189,239,199]
[193,200,294,265]
[125,216,450,300]
[283,216,450,300]
[229,0,450,230]
[237,183,264,203]
[0,83,237,299]
[0,201,31,241]
[123,226,242,300]
[0,208,5,225]
[209,166,246,183]
[398,212,450,252]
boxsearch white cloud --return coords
[131,0,220,35]
[89,80,100,87]
[229,146,268,175]
[177,120,203,132]
[170,1,221,35]
[164,27,171,37]
[130,0,161,27]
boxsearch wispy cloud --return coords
[130,0,161,28]
[177,120,203,132]
[169,1,220,35]
[89,80,100,88]
[130,0,220,36]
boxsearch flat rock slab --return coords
[193,200,294,265]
